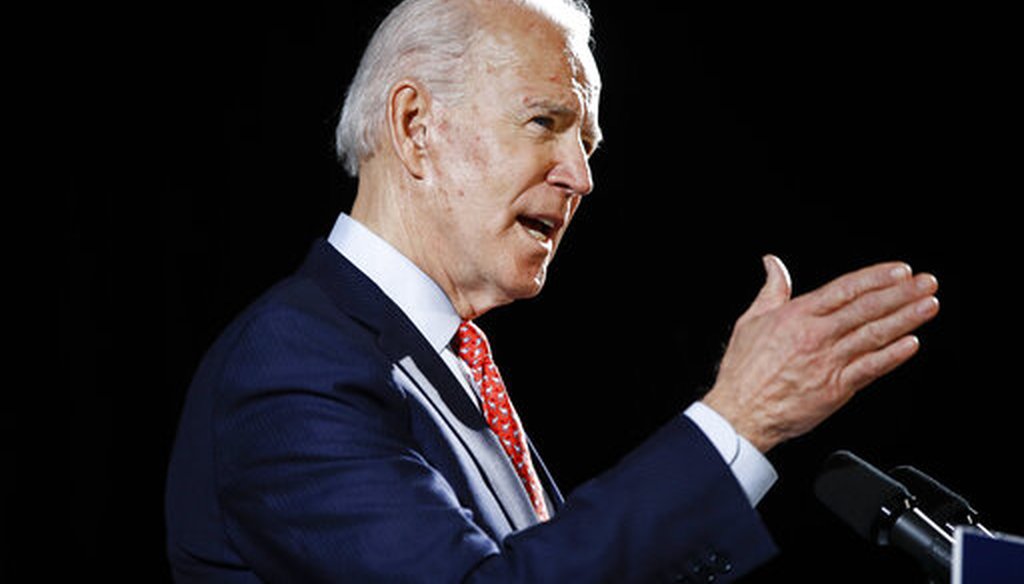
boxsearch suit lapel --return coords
[300,240,544,531]
[393,356,541,532]
[528,438,565,512]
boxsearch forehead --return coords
[473,6,601,117]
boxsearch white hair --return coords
[335,0,594,177]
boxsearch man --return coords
[165,0,940,581]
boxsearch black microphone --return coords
[814,450,953,582]
[889,464,993,537]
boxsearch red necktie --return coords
[455,321,550,521]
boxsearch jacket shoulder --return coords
[208,273,396,398]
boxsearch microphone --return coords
[814,450,953,582]
[889,464,993,538]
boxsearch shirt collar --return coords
[326,213,461,353]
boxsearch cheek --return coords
[435,129,522,221]
[434,132,496,195]
[434,108,497,178]
[465,134,492,171]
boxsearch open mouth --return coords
[517,215,558,242]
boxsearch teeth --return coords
[518,215,556,243]
[525,227,547,241]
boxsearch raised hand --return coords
[702,256,940,452]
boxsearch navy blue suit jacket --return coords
[165,239,777,582]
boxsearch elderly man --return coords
[165,0,940,582]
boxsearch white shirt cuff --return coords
[683,401,778,506]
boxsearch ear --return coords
[386,80,432,179]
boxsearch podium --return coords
[952,526,1024,584]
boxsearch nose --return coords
[547,135,594,197]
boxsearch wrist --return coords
[701,388,778,453]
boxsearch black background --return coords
[36,1,1021,581]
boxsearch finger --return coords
[826,273,939,339]
[833,294,939,362]
[742,254,793,320]
[808,262,914,316]
[839,335,921,394]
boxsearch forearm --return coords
[469,414,777,583]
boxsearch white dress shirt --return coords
[327,212,777,506]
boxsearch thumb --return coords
[744,254,793,319]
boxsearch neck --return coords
[350,164,505,321]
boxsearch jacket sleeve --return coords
[212,306,776,583]
[477,416,777,583]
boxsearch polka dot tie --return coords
[455,321,550,521]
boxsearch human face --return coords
[422,12,602,318]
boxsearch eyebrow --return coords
[524,98,578,117]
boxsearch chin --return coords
[499,272,546,305]
[523,280,546,299]
[523,268,549,299]
[495,257,551,304]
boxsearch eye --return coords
[530,116,556,130]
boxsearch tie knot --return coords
[455,320,491,368]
